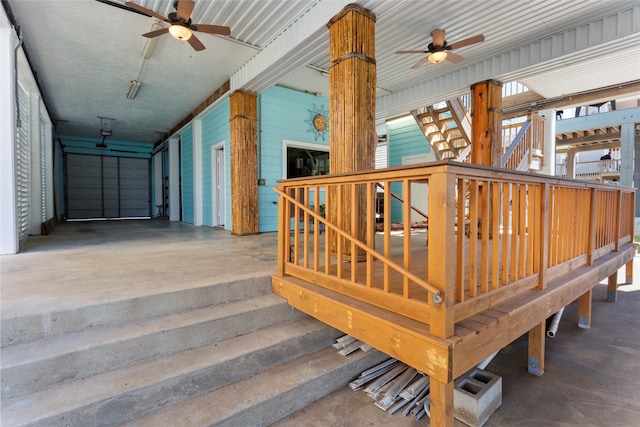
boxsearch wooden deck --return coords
[271,161,636,426]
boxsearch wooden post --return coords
[326,4,376,259]
[428,172,456,339]
[578,289,592,329]
[626,258,634,284]
[430,378,454,427]
[470,80,502,245]
[230,90,259,235]
[527,321,545,376]
[607,270,618,302]
[470,80,503,167]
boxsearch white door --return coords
[402,154,431,223]
[212,145,225,227]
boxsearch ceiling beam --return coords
[556,131,621,146]
[503,80,640,119]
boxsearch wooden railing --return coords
[501,114,545,171]
[275,161,634,339]
[556,159,621,180]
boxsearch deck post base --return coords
[626,257,633,284]
[578,289,592,329]
[607,271,618,302]
[527,321,545,376]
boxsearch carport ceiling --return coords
[5,0,640,143]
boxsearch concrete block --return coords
[454,369,502,427]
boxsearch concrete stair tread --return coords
[1,316,333,427]
[1,276,272,347]
[122,346,386,427]
[1,293,286,369]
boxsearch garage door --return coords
[65,154,150,219]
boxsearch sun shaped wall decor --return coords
[305,104,329,141]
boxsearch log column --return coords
[230,90,259,235]
[471,80,503,167]
[327,4,377,258]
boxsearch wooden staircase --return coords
[412,97,545,172]
[411,98,472,162]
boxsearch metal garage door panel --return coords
[66,154,102,219]
[119,157,150,217]
[103,157,119,218]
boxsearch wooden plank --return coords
[527,321,545,376]
[271,275,452,381]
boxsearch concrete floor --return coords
[2,220,639,426]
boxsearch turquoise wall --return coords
[200,99,230,228]
[181,126,194,224]
[386,117,430,222]
[257,86,329,232]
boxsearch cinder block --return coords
[454,369,502,427]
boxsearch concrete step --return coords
[2,293,298,399]
[0,317,340,427]
[1,275,273,347]
[122,346,389,427]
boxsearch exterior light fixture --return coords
[428,50,448,63]
[169,24,192,40]
[126,80,142,100]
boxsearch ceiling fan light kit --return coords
[428,50,447,63]
[395,28,485,68]
[169,24,192,40]
[125,0,231,51]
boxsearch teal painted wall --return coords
[386,117,430,222]
[257,86,329,232]
[181,126,194,224]
[200,99,230,228]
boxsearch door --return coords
[212,145,225,227]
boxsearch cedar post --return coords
[326,4,377,259]
[230,90,259,235]
[527,321,545,376]
[470,80,502,240]
[471,79,503,167]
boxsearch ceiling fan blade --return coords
[193,24,231,36]
[445,52,464,63]
[395,50,428,54]
[432,29,446,47]
[124,2,169,23]
[448,34,485,50]
[143,27,169,38]
[411,56,431,69]
[187,33,206,51]
[176,0,195,21]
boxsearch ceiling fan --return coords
[125,0,231,51]
[396,29,485,69]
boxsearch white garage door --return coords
[65,154,150,219]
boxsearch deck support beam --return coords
[430,378,454,427]
[527,321,545,376]
[578,289,592,329]
[607,270,618,302]
[626,257,634,284]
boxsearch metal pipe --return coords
[547,307,565,338]
[477,351,499,370]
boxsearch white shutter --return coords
[16,86,30,242]
[40,116,47,222]
[375,141,388,170]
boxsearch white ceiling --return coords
[5,0,640,143]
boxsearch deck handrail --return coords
[501,120,531,168]
[273,186,442,299]
[274,161,634,339]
